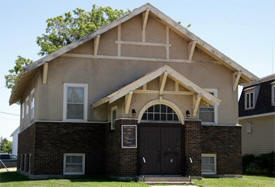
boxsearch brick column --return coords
[105,119,138,177]
[119,119,138,176]
[184,119,201,176]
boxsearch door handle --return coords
[142,157,146,163]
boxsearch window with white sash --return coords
[30,89,35,120]
[22,102,25,120]
[25,97,29,119]
[63,84,88,121]
[201,154,216,175]
[245,89,255,110]
[63,153,85,175]
[272,83,275,106]
[199,89,218,124]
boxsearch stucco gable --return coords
[93,65,221,108]
[10,3,258,104]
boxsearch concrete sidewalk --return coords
[0,167,17,173]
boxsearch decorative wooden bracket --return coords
[42,63,48,84]
[160,72,168,95]
[188,41,197,62]
[166,26,170,59]
[117,24,121,56]
[125,91,133,114]
[143,84,147,90]
[142,9,150,42]
[174,81,179,91]
[94,35,100,56]
[193,94,202,117]
[233,71,242,91]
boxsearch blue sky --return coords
[0,0,274,139]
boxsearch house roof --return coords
[243,73,275,87]
[93,65,221,108]
[10,3,258,105]
[10,127,19,137]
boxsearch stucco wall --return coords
[21,13,239,126]
[20,72,40,131]
[240,115,275,155]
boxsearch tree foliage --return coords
[37,5,128,56]
[5,4,129,90]
[0,137,13,154]
[5,56,33,89]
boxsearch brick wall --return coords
[184,119,201,176]
[201,125,242,175]
[105,119,137,176]
[18,122,107,176]
[18,124,36,174]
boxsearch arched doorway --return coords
[138,100,183,175]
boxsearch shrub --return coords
[243,152,275,176]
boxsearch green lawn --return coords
[0,172,274,187]
[0,172,149,187]
[193,175,275,187]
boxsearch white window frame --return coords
[30,89,35,120]
[121,125,137,149]
[21,102,25,120]
[25,96,29,119]
[245,88,255,110]
[63,83,88,122]
[63,153,85,175]
[110,106,118,130]
[272,82,275,106]
[246,123,252,134]
[201,153,217,175]
[199,89,218,125]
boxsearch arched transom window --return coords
[141,104,179,122]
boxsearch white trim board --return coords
[238,112,275,120]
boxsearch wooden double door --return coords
[138,123,182,175]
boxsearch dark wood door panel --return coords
[139,126,161,174]
[138,124,182,175]
[161,127,182,174]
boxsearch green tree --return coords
[5,56,33,89]
[5,4,129,90]
[0,137,13,154]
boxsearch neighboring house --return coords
[10,3,258,178]
[10,127,19,156]
[239,74,275,155]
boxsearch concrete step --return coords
[139,175,192,184]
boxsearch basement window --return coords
[63,153,85,175]
[245,89,255,110]
[201,154,216,175]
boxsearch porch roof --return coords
[93,65,221,108]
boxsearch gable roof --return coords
[10,3,258,104]
[93,65,221,108]
[243,73,275,87]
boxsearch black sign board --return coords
[121,125,137,148]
